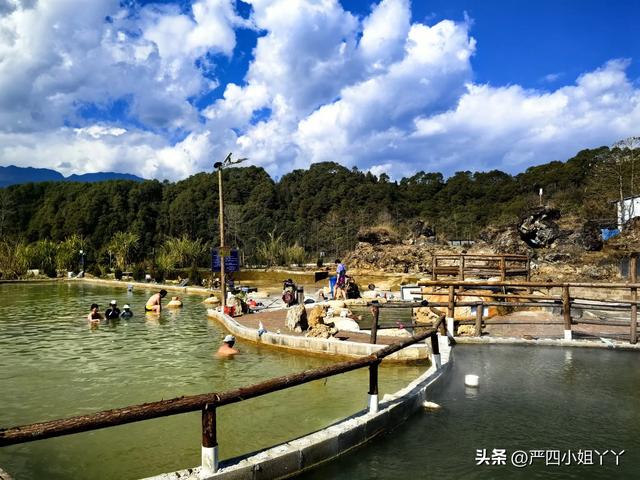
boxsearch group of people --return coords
[86,288,240,357]
[87,288,169,323]
[87,300,133,323]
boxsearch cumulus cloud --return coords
[0,0,639,181]
[0,0,240,133]
[413,59,640,173]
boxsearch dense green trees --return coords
[0,144,632,278]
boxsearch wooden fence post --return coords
[475,301,483,337]
[370,304,379,345]
[631,255,638,344]
[459,255,465,281]
[562,285,572,341]
[500,256,506,282]
[368,361,380,414]
[447,285,455,319]
[201,403,218,475]
[432,256,436,281]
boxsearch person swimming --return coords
[105,300,121,320]
[87,303,103,323]
[120,304,133,319]
[216,334,240,357]
[145,289,167,313]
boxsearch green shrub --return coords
[132,264,145,282]
[188,264,202,285]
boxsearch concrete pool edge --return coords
[206,309,431,362]
[144,334,452,480]
[453,335,640,351]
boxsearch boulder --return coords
[308,305,326,327]
[305,323,338,339]
[203,295,220,305]
[331,318,361,332]
[457,325,476,336]
[166,296,183,308]
[327,300,346,309]
[286,304,308,332]
[517,207,561,248]
[544,252,572,263]
[409,220,435,239]
[356,226,401,245]
[579,221,604,251]
[414,307,440,325]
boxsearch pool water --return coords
[299,344,640,479]
[0,282,424,479]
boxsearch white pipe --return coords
[431,353,442,369]
[368,394,379,414]
[446,317,455,336]
[201,446,219,477]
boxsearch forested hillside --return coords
[0,144,637,275]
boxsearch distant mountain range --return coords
[0,165,144,188]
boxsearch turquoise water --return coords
[0,282,424,479]
[300,344,640,479]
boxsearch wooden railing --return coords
[431,254,529,281]
[417,257,640,344]
[0,315,442,477]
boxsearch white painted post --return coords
[368,362,379,414]
[446,317,455,337]
[202,404,219,477]
[430,333,441,369]
[201,446,219,477]
[564,330,572,341]
[368,394,379,414]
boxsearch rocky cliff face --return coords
[613,136,640,150]
[344,207,622,281]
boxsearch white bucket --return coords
[465,374,479,387]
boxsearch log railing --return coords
[431,254,529,281]
[417,272,640,343]
[0,315,442,477]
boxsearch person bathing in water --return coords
[145,289,167,313]
[216,335,240,357]
[120,304,133,319]
[105,300,121,320]
[87,303,103,323]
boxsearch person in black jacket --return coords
[105,300,121,320]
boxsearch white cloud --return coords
[0,0,639,181]
[413,59,640,172]
[0,0,240,133]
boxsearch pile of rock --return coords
[303,301,362,338]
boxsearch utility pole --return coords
[214,153,248,309]
[218,165,226,307]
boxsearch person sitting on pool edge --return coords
[216,334,240,357]
[120,304,133,319]
[87,303,103,323]
[145,289,167,313]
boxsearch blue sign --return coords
[211,248,240,273]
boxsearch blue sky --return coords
[0,0,639,180]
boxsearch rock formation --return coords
[286,304,308,333]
